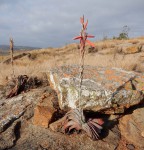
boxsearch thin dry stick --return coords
[10,37,15,77]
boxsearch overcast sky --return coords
[0,0,144,48]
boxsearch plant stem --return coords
[78,49,85,122]
[73,15,94,122]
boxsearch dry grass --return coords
[0,56,6,62]
[0,37,144,85]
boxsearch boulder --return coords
[47,65,144,114]
[122,45,141,54]
[116,43,142,54]
[33,92,57,128]
[116,43,133,53]
[119,107,144,148]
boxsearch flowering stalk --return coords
[73,15,95,111]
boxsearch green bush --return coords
[114,25,130,40]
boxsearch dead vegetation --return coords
[6,74,45,98]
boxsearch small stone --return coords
[126,144,135,150]
[109,115,119,121]
[40,141,49,149]
[49,116,66,132]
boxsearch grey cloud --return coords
[0,0,144,47]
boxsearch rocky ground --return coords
[0,66,144,150]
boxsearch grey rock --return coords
[47,65,144,114]
[0,87,51,133]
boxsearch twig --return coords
[10,37,15,77]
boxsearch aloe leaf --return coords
[88,122,99,140]
[89,120,103,130]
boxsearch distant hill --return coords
[0,45,41,51]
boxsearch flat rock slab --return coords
[47,65,144,114]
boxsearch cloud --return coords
[0,0,144,47]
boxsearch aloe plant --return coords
[62,109,104,140]
[61,16,104,140]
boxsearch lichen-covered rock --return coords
[47,65,144,114]
[0,95,28,133]
[0,87,52,133]
[119,107,144,148]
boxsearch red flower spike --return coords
[84,20,88,30]
[80,16,84,25]
[73,15,95,55]
[80,38,82,44]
